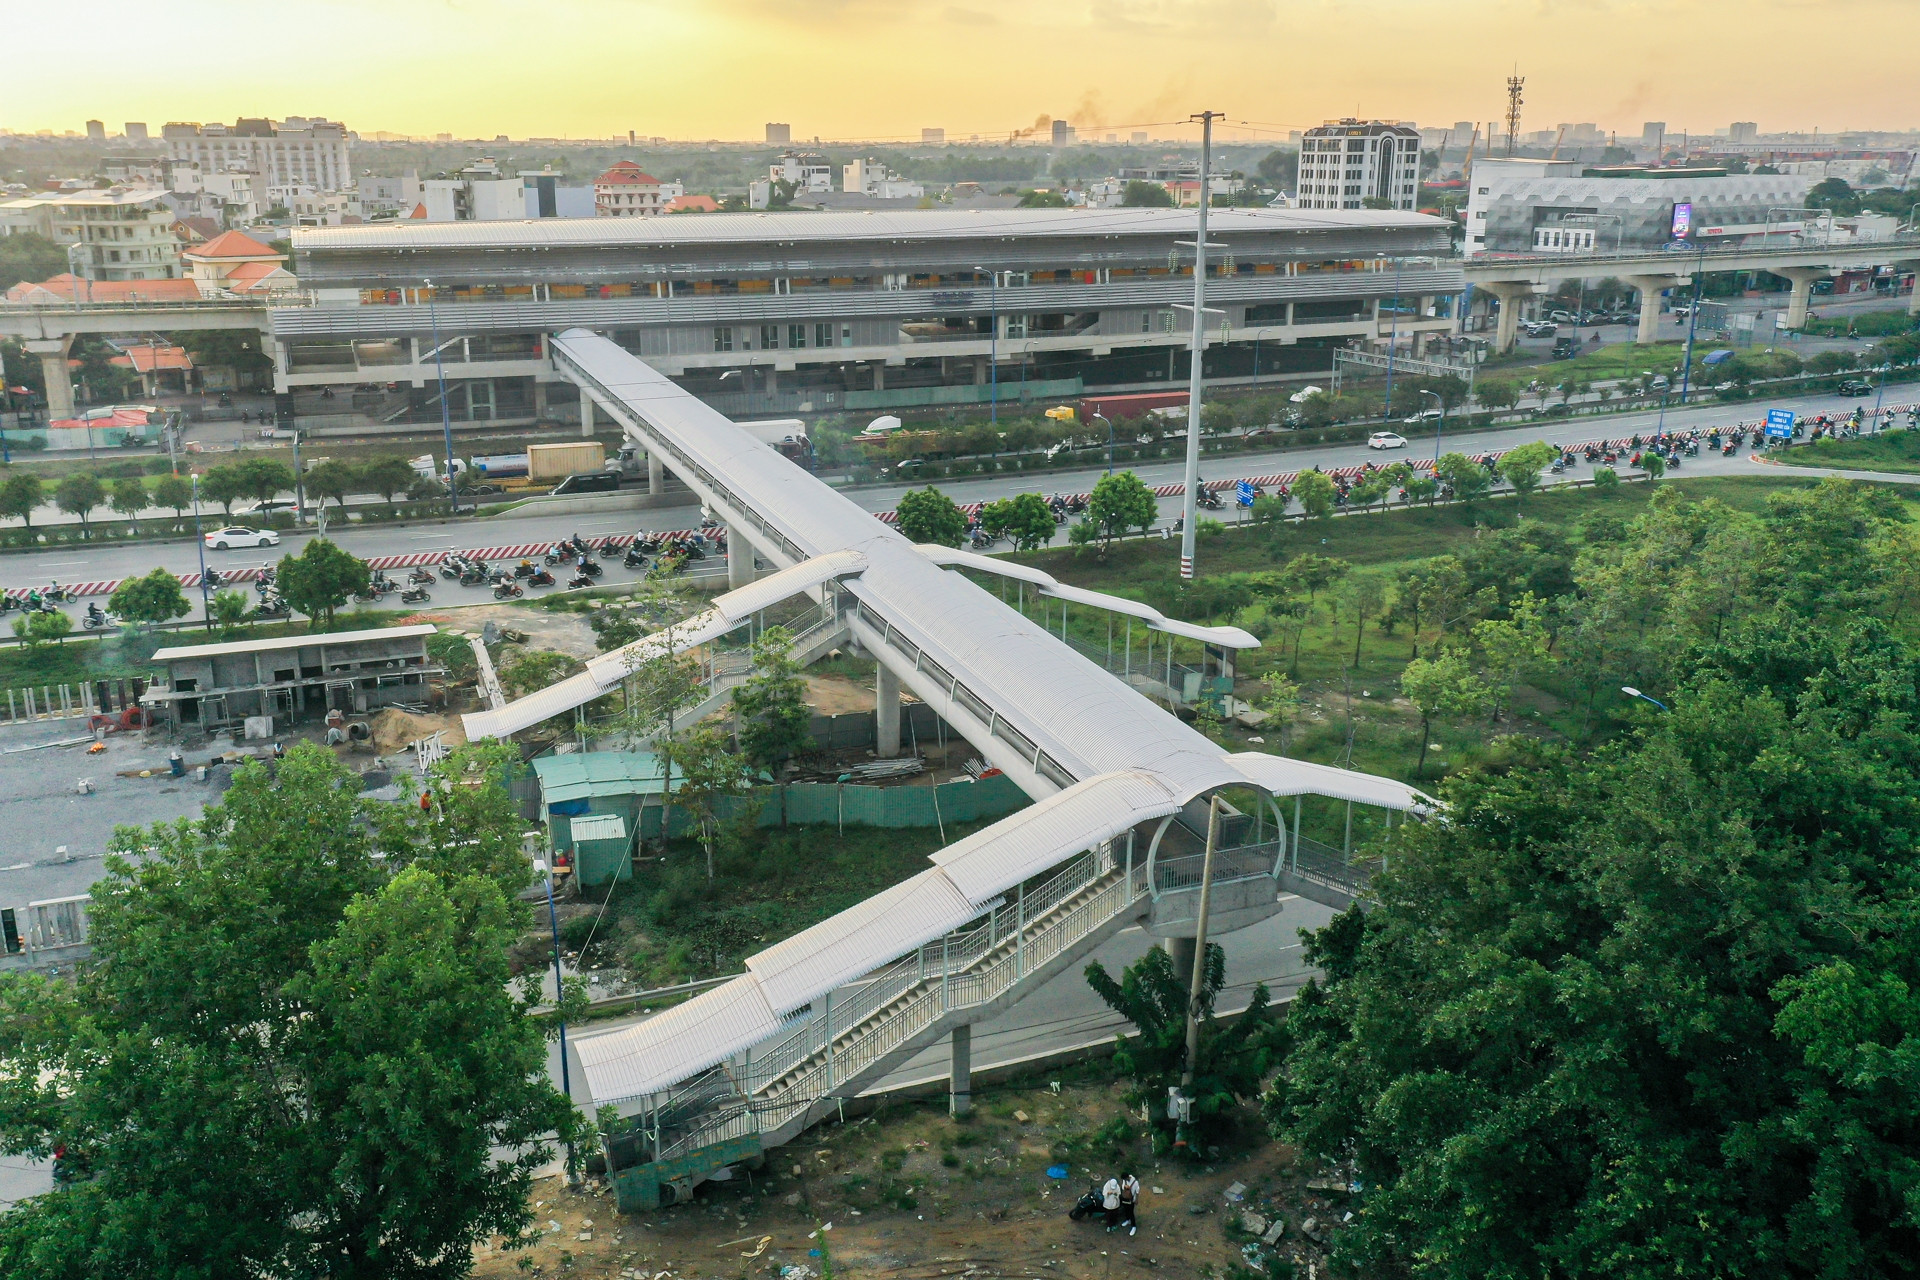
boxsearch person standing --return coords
[1101,1175,1122,1230]
[1117,1171,1141,1236]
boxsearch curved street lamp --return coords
[1621,686,1669,711]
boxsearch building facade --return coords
[270,207,1458,431]
[595,162,663,217]
[1298,120,1421,211]
[1463,158,1815,256]
[8,188,184,281]
[162,118,352,195]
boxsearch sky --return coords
[9,0,1920,144]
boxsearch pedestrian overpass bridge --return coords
[462,329,1431,1210]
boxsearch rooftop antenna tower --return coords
[1504,72,1525,156]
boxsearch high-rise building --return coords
[125,122,149,142]
[162,117,351,193]
[922,128,945,145]
[1641,122,1667,148]
[1730,121,1759,143]
[1051,119,1075,146]
[1296,119,1421,211]
[85,120,105,142]
[1131,131,1148,145]
[766,122,792,144]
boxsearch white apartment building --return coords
[768,152,833,193]
[8,188,183,280]
[843,158,924,200]
[594,162,663,217]
[1296,119,1421,211]
[162,118,351,194]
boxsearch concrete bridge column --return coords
[580,392,595,439]
[1624,276,1685,345]
[1776,267,1829,332]
[949,1024,971,1118]
[1477,281,1537,354]
[531,379,549,421]
[875,662,902,758]
[1905,263,1920,316]
[23,338,75,421]
[648,451,663,495]
[727,524,753,590]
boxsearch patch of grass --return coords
[1778,428,1920,475]
[1804,310,1915,337]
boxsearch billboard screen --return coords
[1671,201,1693,238]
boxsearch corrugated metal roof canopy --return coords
[572,975,782,1102]
[531,751,670,803]
[296,206,1450,255]
[151,623,436,663]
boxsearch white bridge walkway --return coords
[464,330,1431,1209]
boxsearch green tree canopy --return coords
[1399,646,1489,775]
[1088,470,1158,543]
[239,457,296,506]
[10,608,70,650]
[979,491,1058,551]
[1120,180,1174,207]
[1292,469,1338,519]
[0,232,69,293]
[0,743,577,1278]
[1496,440,1558,507]
[107,566,190,629]
[358,455,419,505]
[731,625,814,776]
[149,472,193,519]
[302,458,356,510]
[0,473,44,542]
[198,463,248,517]
[53,473,104,536]
[107,476,147,524]
[895,485,967,547]
[1435,452,1491,504]
[276,538,370,627]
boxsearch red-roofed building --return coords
[4,274,202,305]
[109,344,194,395]
[183,231,296,297]
[595,161,663,218]
[663,194,721,214]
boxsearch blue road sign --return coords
[1765,408,1795,439]
[1236,480,1256,507]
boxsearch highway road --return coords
[2,382,1915,627]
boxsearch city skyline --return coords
[8,0,1920,145]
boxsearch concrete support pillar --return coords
[872,362,886,392]
[1167,935,1198,992]
[1776,267,1829,331]
[1906,264,1920,316]
[874,661,901,758]
[580,392,595,439]
[24,338,74,421]
[531,379,549,421]
[648,451,663,495]
[949,1024,971,1118]
[765,367,779,393]
[1624,276,1683,345]
[973,357,988,386]
[1478,282,1537,354]
[727,523,753,590]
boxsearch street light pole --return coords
[1091,411,1115,474]
[1419,388,1445,469]
[422,278,460,515]
[191,473,213,633]
[1674,240,1708,412]
[1176,794,1223,1150]
[1620,685,1669,711]
[540,856,577,1182]
[1178,110,1224,581]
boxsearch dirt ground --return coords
[409,603,603,660]
[368,707,469,756]
[472,1076,1347,1280]
[805,675,874,715]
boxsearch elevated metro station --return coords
[465,330,1432,1210]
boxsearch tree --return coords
[1471,591,1554,722]
[661,724,754,881]
[588,605,645,653]
[1591,464,1620,490]
[1642,450,1668,482]
[1496,440,1557,507]
[1435,452,1490,504]
[1292,468,1337,520]
[10,609,70,650]
[107,567,190,630]
[239,458,296,507]
[1337,572,1387,667]
[1258,672,1303,750]
[1120,180,1174,207]
[302,458,356,511]
[1084,943,1285,1149]
[0,473,43,544]
[1476,380,1521,415]
[275,539,370,627]
[358,455,418,506]
[979,491,1057,551]
[1267,625,1920,1279]
[199,463,248,518]
[1809,349,1857,375]
[1016,189,1070,208]
[731,625,814,777]
[53,473,104,538]
[108,476,147,527]
[0,232,69,293]
[1399,647,1489,776]
[896,485,967,547]
[619,627,709,851]
[1088,470,1158,543]
[150,473,193,523]
[0,744,578,1278]
[210,588,252,638]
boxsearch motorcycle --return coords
[623,545,648,569]
[82,606,117,631]
[491,579,524,600]
[575,558,604,579]
[254,593,290,619]
[543,543,577,566]
[566,570,594,589]
[527,567,557,587]
[596,537,620,558]
[1067,1181,1106,1223]
[408,566,436,586]
[511,559,538,579]
[1722,441,1737,457]
[459,565,492,587]
[1196,489,1223,511]
[399,585,431,604]
[439,557,468,580]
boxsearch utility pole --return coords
[1178,109,1224,581]
[1504,74,1525,157]
[1174,795,1223,1151]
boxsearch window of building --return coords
[713,327,733,352]
[760,325,779,349]
[815,322,834,349]
[788,324,807,349]
[840,324,853,348]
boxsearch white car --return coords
[205,526,281,550]
[1368,431,1409,450]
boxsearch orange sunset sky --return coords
[8,0,1918,143]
